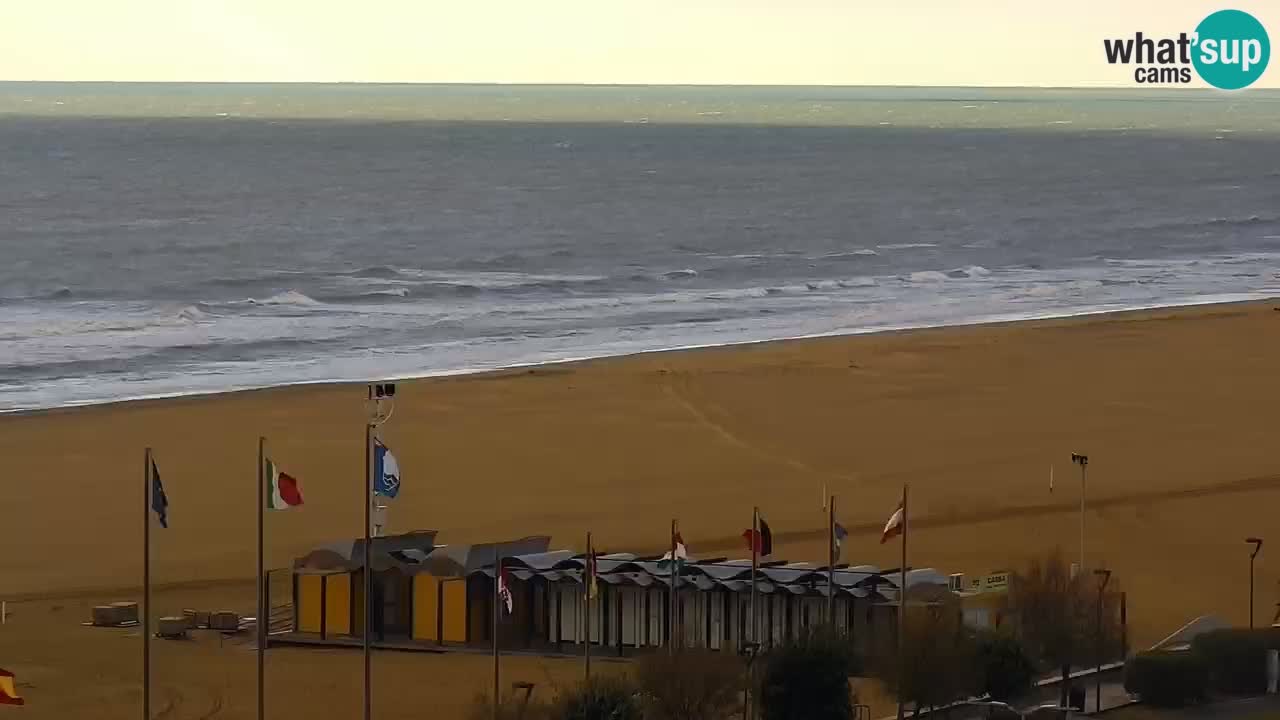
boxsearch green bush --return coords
[972,630,1037,703]
[636,649,742,720]
[759,627,858,720]
[465,690,556,720]
[1191,628,1280,695]
[1122,651,1208,707]
[556,676,643,720]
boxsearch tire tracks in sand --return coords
[662,373,1280,555]
[662,375,855,486]
[690,471,1280,554]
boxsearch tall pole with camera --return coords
[363,382,396,720]
[1071,453,1088,574]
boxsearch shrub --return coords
[972,630,1037,703]
[872,598,976,714]
[1122,651,1208,707]
[555,675,643,720]
[1191,628,1280,695]
[759,626,858,720]
[465,690,556,720]
[636,649,742,720]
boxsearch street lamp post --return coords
[1071,453,1089,575]
[1247,538,1264,629]
[1093,568,1112,714]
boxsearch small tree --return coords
[759,626,859,720]
[637,649,742,720]
[972,629,1036,703]
[1011,550,1122,708]
[874,594,977,715]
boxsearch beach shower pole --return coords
[256,436,266,720]
[142,447,151,720]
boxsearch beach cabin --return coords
[289,531,553,645]
[284,532,953,657]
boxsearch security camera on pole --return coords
[1071,453,1088,576]
[363,382,397,720]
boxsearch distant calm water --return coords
[2,84,1279,411]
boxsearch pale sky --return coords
[2,1,1276,88]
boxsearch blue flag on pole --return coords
[833,522,848,559]
[373,440,401,498]
[151,460,169,528]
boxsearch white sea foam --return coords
[907,270,949,283]
[252,290,322,306]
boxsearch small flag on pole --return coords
[880,498,904,545]
[151,460,169,528]
[497,565,513,615]
[373,440,401,498]
[659,532,688,566]
[742,517,774,557]
[265,458,304,510]
[833,522,849,560]
[0,668,24,706]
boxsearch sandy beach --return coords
[4,300,1280,718]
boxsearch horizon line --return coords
[0,79,1207,91]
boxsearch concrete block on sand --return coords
[91,605,121,626]
[109,601,138,623]
[158,617,188,638]
[209,611,240,631]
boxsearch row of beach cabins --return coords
[279,530,1012,656]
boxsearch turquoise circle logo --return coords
[1193,9,1270,90]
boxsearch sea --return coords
[2,83,1279,412]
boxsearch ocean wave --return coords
[177,305,213,322]
[907,270,949,283]
[346,265,404,279]
[662,268,699,280]
[248,290,322,306]
[878,242,938,250]
[945,265,991,279]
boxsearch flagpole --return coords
[896,484,908,720]
[256,436,266,720]
[828,495,836,625]
[363,419,373,720]
[669,519,678,654]
[142,447,151,720]
[493,544,500,720]
[585,530,592,682]
[751,506,758,648]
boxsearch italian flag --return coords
[265,458,304,510]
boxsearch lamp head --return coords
[1248,537,1264,558]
